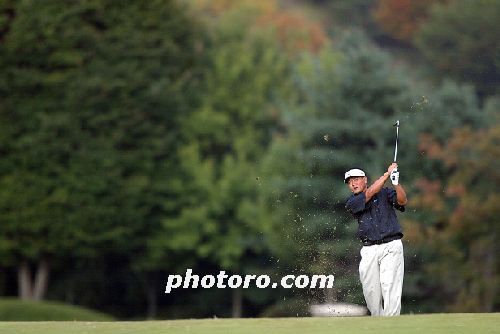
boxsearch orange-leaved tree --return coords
[190,0,328,55]
[410,124,499,311]
[372,0,447,43]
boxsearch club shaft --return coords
[393,123,399,162]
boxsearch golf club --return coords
[393,120,399,163]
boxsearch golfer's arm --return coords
[364,172,390,203]
[394,184,407,205]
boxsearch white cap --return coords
[344,168,365,183]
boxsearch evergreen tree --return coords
[0,0,203,311]
[260,32,411,310]
[166,6,293,317]
[415,0,500,96]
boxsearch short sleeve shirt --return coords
[345,187,404,242]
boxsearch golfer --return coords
[344,163,407,316]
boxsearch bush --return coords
[0,298,114,321]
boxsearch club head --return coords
[393,120,400,127]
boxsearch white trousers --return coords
[359,239,404,316]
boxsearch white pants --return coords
[359,239,404,316]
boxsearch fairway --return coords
[0,314,498,334]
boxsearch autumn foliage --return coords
[256,12,327,54]
[372,0,447,42]
[411,125,500,311]
[191,0,328,54]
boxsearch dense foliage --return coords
[0,0,498,318]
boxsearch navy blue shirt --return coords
[345,187,405,242]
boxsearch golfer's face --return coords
[347,176,367,194]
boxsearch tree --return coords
[372,0,446,43]
[394,79,487,312]
[415,0,500,96]
[259,30,491,314]
[0,0,203,309]
[313,0,378,33]
[167,3,296,317]
[412,122,499,312]
[259,31,413,312]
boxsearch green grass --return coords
[0,298,114,321]
[0,314,498,334]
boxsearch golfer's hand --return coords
[387,163,398,174]
[390,169,399,185]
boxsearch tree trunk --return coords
[144,272,158,319]
[479,239,495,312]
[325,287,337,303]
[17,258,50,300]
[33,257,50,300]
[18,260,33,300]
[65,280,75,304]
[231,288,242,318]
[146,283,157,319]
